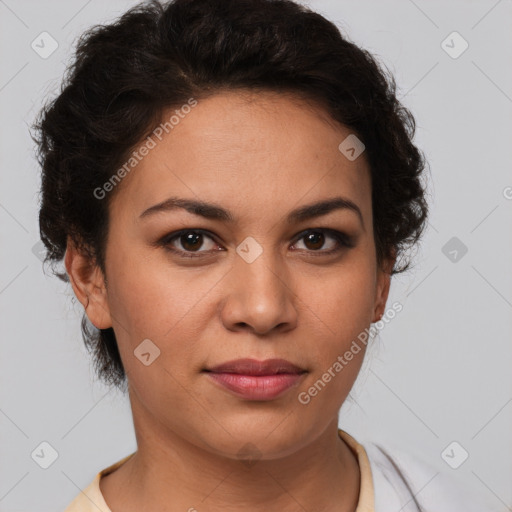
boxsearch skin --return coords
[65,90,395,512]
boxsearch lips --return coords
[203,358,307,400]
[204,358,306,376]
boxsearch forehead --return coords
[110,90,371,225]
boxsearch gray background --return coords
[0,0,511,510]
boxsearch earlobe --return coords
[372,250,396,323]
[373,273,390,323]
[64,236,113,330]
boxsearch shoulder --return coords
[362,439,502,512]
[62,474,107,512]
[63,453,135,512]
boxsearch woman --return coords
[33,0,498,510]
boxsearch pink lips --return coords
[204,358,307,401]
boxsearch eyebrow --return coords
[139,195,364,228]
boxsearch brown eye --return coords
[160,229,220,258]
[180,232,204,252]
[292,229,351,255]
[303,231,325,251]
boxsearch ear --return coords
[64,236,112,329]
[372,247,397,323]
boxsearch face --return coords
[66,90,394,460]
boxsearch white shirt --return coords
[354,432,503,511]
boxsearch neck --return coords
[100,395,360,512]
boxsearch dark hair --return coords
[32,0,429,392]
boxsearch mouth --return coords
[202,358,307,401]
[203,358,307,376]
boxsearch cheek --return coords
[106,245,215,338]
[104,247,239,398]
[297,252,376,394]
[296,270,374,414]
[301,253,377,337]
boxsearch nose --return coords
[220,247,298,336]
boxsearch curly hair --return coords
[32,0,429,392]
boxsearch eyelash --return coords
[157,228,354,259]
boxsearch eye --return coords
[291,228,354,256]
[159,229,221,258]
